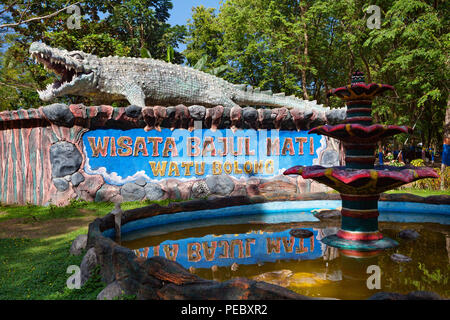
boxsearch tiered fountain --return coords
[284,72,438,256]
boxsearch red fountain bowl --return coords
[308,124,413,143]
[283,165,439,195]
[327,83,395,100]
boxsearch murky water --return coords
[123,220,450,300]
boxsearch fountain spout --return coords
[284,72,438,254]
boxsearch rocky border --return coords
[0,103,345,131]
[83,193,449,300]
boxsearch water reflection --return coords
[123,221,449,299]
[131,228,322,269]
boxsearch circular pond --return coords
[109,200,450,300]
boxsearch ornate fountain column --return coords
[284,72,438,254]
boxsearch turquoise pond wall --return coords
[103,200,450,239]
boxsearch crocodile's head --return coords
[29,42,99,101]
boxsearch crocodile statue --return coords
[29,42,346,123]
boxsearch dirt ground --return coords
[0,215,97,239]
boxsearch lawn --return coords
[0,198,181,300]
[0,198,178,224]
[0,228,106,300]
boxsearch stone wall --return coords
[0,103,341,206]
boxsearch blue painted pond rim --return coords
[103,200,450,239]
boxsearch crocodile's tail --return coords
[233,84,347,123]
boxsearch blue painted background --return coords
[82,128,323,185]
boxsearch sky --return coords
[168,0,222,26]
[168,0,222,52]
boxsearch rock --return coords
[242,107,258,120]
[398,229,420,240]
[191,180,210,198]
[253,270,294,287]
[97,281,125,300]
[69,234,88,256]
[289,229,314,239]
[367,292,407,300]
[42,103,74,126]
[80,247,98,285]
[320,149,340,167]
[390,253,412,263]
[423,195,450,205]
[259,180,297,195]
[75,174,104,202]
[71,172,85,187]
[121,182,145,202]
[95,184,122,203]
[230,183,248,197]
[406,291,443,300]
[314,209,341,220]
[144,183,164,201]
[188,105,206,120]
[135,178,147,187]
[205,174,235,196]
[50,142,82,178]
[176,181,193,200]
[368,291,443,300]
[125,105,142,118]
[53,177,69,192]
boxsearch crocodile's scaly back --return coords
[29,42,346,123]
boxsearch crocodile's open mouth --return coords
[30,51,93,101]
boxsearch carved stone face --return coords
[50,141,82,178]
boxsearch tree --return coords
[184,0,449,149]
[0,0,186,109]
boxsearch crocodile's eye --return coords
[71,53,84,60]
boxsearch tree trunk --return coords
[359,48,372,83]
[348,48,355,83]
[300,3,309,100]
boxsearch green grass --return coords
[0,198,187,299]
[0,228,107,300]
[385,188,450,197]
[329,188,449,197]
[0,198,183,223]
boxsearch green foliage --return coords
[388,160,406,167]
[191,54,229,76]
[140,48,152,59]
[112,293,137,300]
[0,198,184,223]
[404,262,449,294]
[409,166,450,190]
[166,44,175,63]
[0,0,186,109]
[184,0,449,147]
[410,158,425,167]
